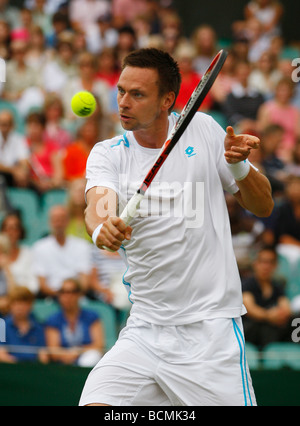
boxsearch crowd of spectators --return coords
[0,0,300,363]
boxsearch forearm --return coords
[0,349,17,364]
[234,167,274,218]
[85,187,118,237]
[243,293,270,322]
[279,235,300,248]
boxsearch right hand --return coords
[97,217,132,252]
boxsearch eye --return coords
[118,87,125,95]
[133,92,143,99]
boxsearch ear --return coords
[161,92,176,112]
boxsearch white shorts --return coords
[79,316,256,406]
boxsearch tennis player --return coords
[79,48,274,406]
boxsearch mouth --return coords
[119,112,134,123]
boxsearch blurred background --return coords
[0,0,299,406]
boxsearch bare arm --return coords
[85,187,132,252]
[225,127,274,218]
[83,321,105,354]
[243,292,291,326]
[234,168,274,218]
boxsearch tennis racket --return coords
[118,49,228,227]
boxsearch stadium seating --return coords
[80,299,118,352]
[6,187,42,245]
[5,188,69,244]
[208,111,228,130]
[245,343,261,370]
[39,189,68,237]
[33,299,60,323]
[262,343,300,370]
[33,298,119,353]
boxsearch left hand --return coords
[224,126,260,164]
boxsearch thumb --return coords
[226,126,235,137]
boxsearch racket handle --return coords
[120,191,144,226]
[103,191,144,252]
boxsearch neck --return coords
[10,245,20,260]
[65,306,80,318]
[133,114,170,149]
[276,100,289,107]
[55,234,66,246]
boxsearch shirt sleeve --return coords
[15,134,30,163]
[85,141,120,195]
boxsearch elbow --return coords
[256,199,275,218]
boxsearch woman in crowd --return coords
[45,278,104,367]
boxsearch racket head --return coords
[140,50,228,192]
[165,49,228,154]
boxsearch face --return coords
[0,112,13,137]
[2,216,23,244]
[254,250,277,281]
[276,82,294,104]
[10,300,33,321]
[286,180,300,219]
[117,66,172,132]
[262,130,283,154]
[49,207,69,235]
[58,280,81,311]
[235,63,251,85]
[26,121,44,141]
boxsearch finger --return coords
[246,138,260,149]
[105,221,126,242]
[125,226,132,241]
[97,230,122,251]
[226,126,235,137]
[225,151,248,163]
[102,238,122,252]
[110,217,127,233]
[231,146,251,156]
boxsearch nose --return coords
[118,92,131,110]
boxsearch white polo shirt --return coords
[86,113,247,325]
[0,131,29,166]
[33,235,92,291]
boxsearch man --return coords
[222,60,265,135]
[33,205,92,298]
[80,48,274,406]
[0,110,29,187]
[242,246,292,349]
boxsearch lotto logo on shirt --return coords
[0,319,6,343]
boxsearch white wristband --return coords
[226,159,251,181]
[92,223,103,246]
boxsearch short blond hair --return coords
[9,286,35,304]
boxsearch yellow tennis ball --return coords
[71,91,96,117]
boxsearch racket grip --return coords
[103,191,143,252]
[120,191,144,226]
